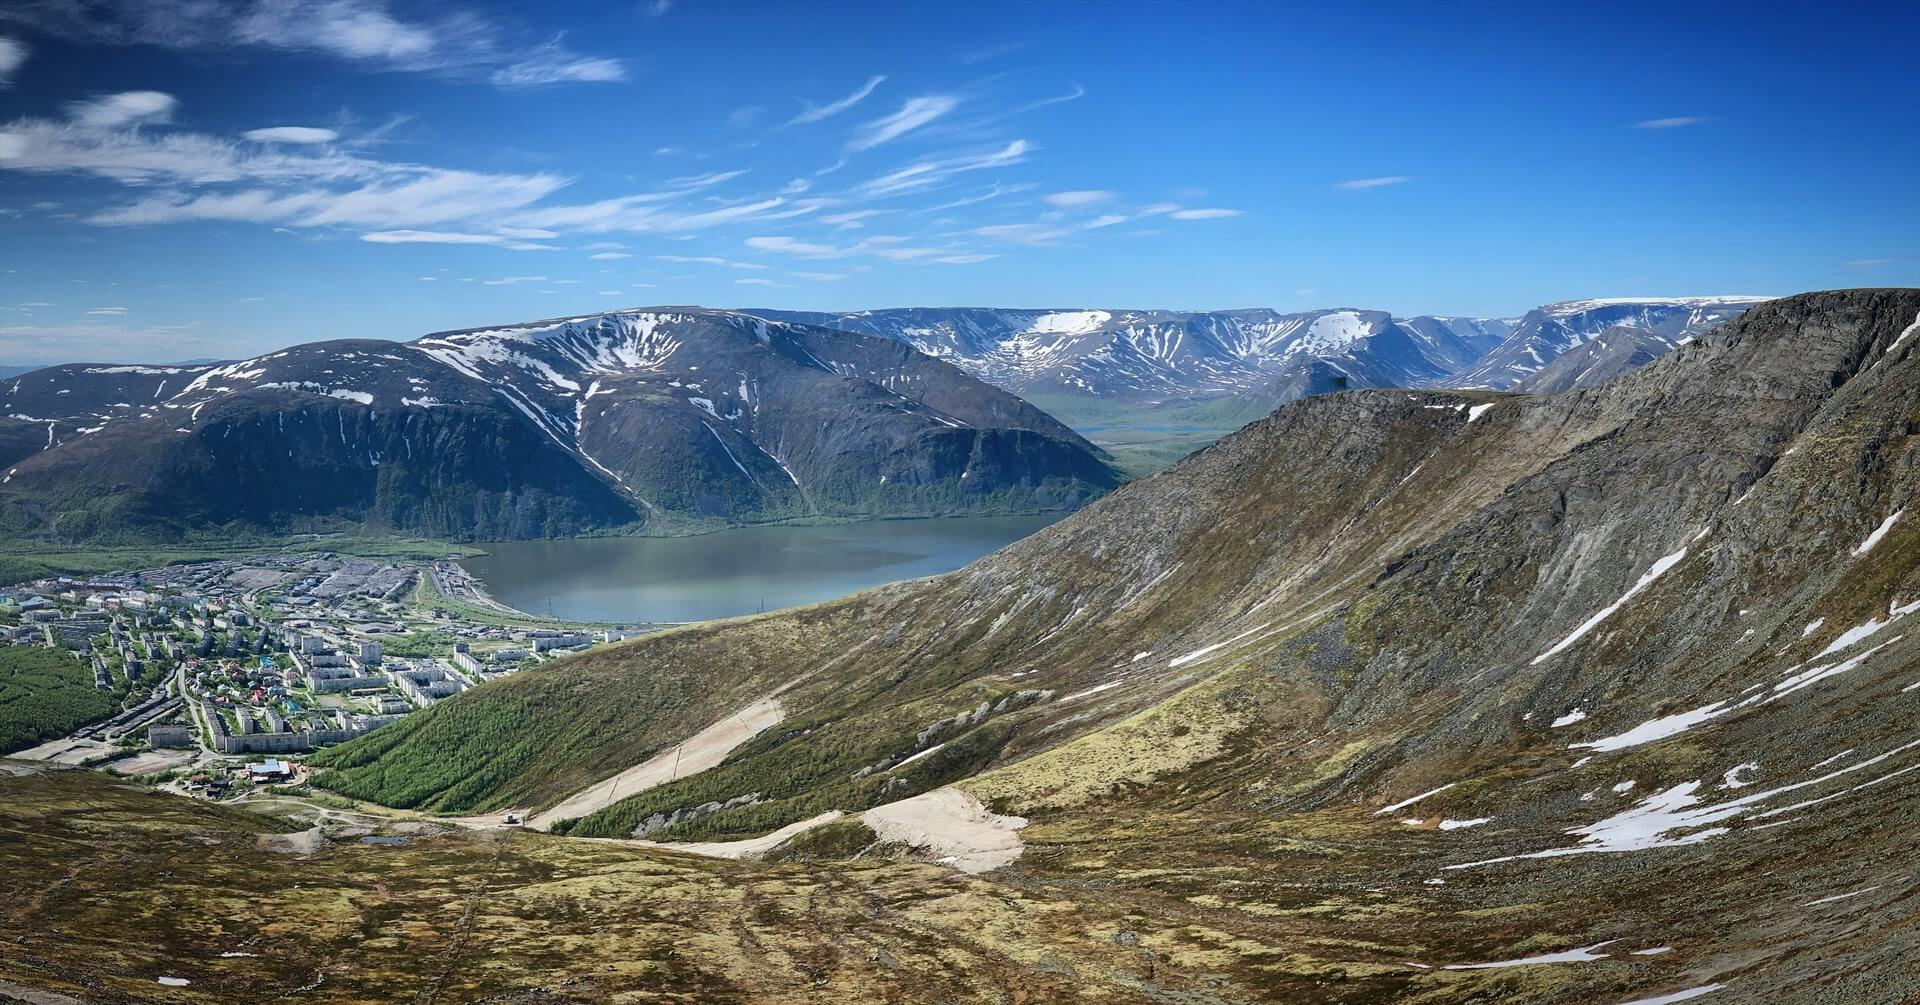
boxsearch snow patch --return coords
[1532,546,1690,665]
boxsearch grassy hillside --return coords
[17,291,1920,1003]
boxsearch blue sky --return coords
[0,0,1915,365]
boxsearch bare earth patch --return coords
[528,698,785,831]
[861,787,1028,874]
[646,811,845,860]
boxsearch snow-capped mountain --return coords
[0,310,1118,542]
[751,297,1771,408]
[1446,296,1772,389]
[751,307,1510,403]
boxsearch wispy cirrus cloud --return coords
[491,36,627,87]
[0,36,27,87]
[656,254,768,270]
[1335,176,1410,191]
[848,95,960,151]
[1043,189,1112,208]
[360,230,558,250]
[789,75,886,126]
[243,126,338,144]
[67,90,177,129]
[745,234,984,264]
[820,209,885,229]
[1633,116,1707,129]
[853,139,1029,196]
[0,0,624,88]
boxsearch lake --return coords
[460,514,1064,624]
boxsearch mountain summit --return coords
[752,297,1771,415]
[0,309,1119,542]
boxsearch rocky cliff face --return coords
[0,310,1119,543]
[319,289,1920,1002]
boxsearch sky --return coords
[0,0,1915,366]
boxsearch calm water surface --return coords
[460,514,1063,623]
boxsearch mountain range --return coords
[272,288,1920,1002]
[0,310,1119,543]
[753,296,1770,420]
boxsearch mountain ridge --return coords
[748,295,1771,410]
[0,309,1120,544]
[303,288,1920,1002]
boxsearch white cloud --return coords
[1844,258,1893,269]
[87,306,129,315]
[656,254,768,270]
[790,75,887,126]
[4,2,622,87]
[1085,214,1127,228]
[359,230,556,249]
[792,271,846,281]
[1169,207,1242,219]
[849,95,960,151]
[0,36,27,88]
[919,182,1032,213]
[1043,189,1112,208]
[1335,176,1409,191]
[235,0,440,61]
[491,36,627,87]
[67,90,177,129]
[746,234,981,264]
[734,277,784,287]
[598,289,623,295]
[1634,116,1706,129]
[243,126,338,144]
[589,251,632,260]
[744,236,843,258]
[854,140,1029,197]
[642,0,673,16]
[821,209,884,229]
[480,275,546,285]
[970,222,1070,245]
[933,254,995,265]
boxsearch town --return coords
[0,551,652,801]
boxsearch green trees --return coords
[0,647,119,753]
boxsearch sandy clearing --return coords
[861,787,1028,874]
[528,698,784,831]
[642,811,844,860]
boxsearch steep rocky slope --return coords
[0,310,1117,543]
[6,289,1915,1004]
[306,288,1920,1002]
